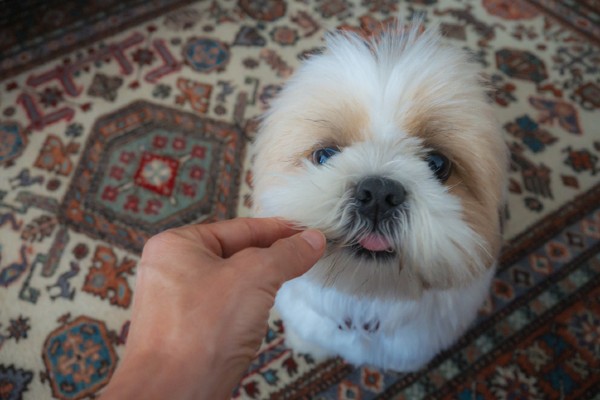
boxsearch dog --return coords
[251,22,508,371]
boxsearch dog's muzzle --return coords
[346,176,406,257]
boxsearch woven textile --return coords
[0,0,599,398]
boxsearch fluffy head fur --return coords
[252,23,508,370]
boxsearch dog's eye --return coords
[425,151,452,182]
[312,147,340,165]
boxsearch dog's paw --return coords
[337,316,381,334]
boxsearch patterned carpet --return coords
[1,0,599,399]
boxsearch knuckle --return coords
[143,230,175,252]
[279,237,303,260]
[245,248,275,270]
[241,248,282,280]
[141,230,183,263]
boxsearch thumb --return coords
[250,229,326,284]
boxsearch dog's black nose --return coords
[355,177,406,220]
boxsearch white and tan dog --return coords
[252,22,508,371]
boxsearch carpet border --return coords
[427,243,600,399]
[522,0,600,45]
[0,0,200,80]
[500,184,600,269]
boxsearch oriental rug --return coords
[0,0,599,399]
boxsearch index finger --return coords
[186,217,302,258]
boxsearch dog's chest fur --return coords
[275,267,495,371]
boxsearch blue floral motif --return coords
[183,38,230,73]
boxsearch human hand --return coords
[99,217,325,400]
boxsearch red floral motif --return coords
[282,357,298,376]
[82,246,136,308]
[242,381,260,398]
[563,147,599,175]
[72,243,89,260]
[119,151,135,164]
[361,367,384,393]
[144,199,163,215]
[192,145,206,158]
[34,134,79,176]
[189,166,205,180]
[39,86,64,108]
[482,0,538,20]
[338,381,362,400]
[172,137,186,150]
[182,183,196,197]
[110,166,124,180]
[124,195,140,212]
[338,15,398,39]
[270,26,299,46]
[153,135,168,148]
[238,0,286,22]
[133,152,180,197]
[101,186,119,201]
[175,78,213,113]
[493,279,515,301]
[545,241,571,262]
[529,97,582,135]
[131,48,155,66]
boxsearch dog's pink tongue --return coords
[359,234,391,252]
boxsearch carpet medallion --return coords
[60,100,244,253]
[41,316,117,400]
[0,0,598,399]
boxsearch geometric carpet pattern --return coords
[0,0,598,398]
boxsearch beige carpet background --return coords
[0,0,599,398]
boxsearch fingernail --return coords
[300,230,325,251]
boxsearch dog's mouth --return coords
[358,233,392,251]
[349,233,397,260]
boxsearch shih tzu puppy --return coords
[251,22,508,371]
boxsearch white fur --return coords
[276,267,495,371]
[252,24,506,371]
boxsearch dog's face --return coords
[252,26,508,299]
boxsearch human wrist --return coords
[99,350,208,400]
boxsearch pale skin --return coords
[99,218,326,400]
